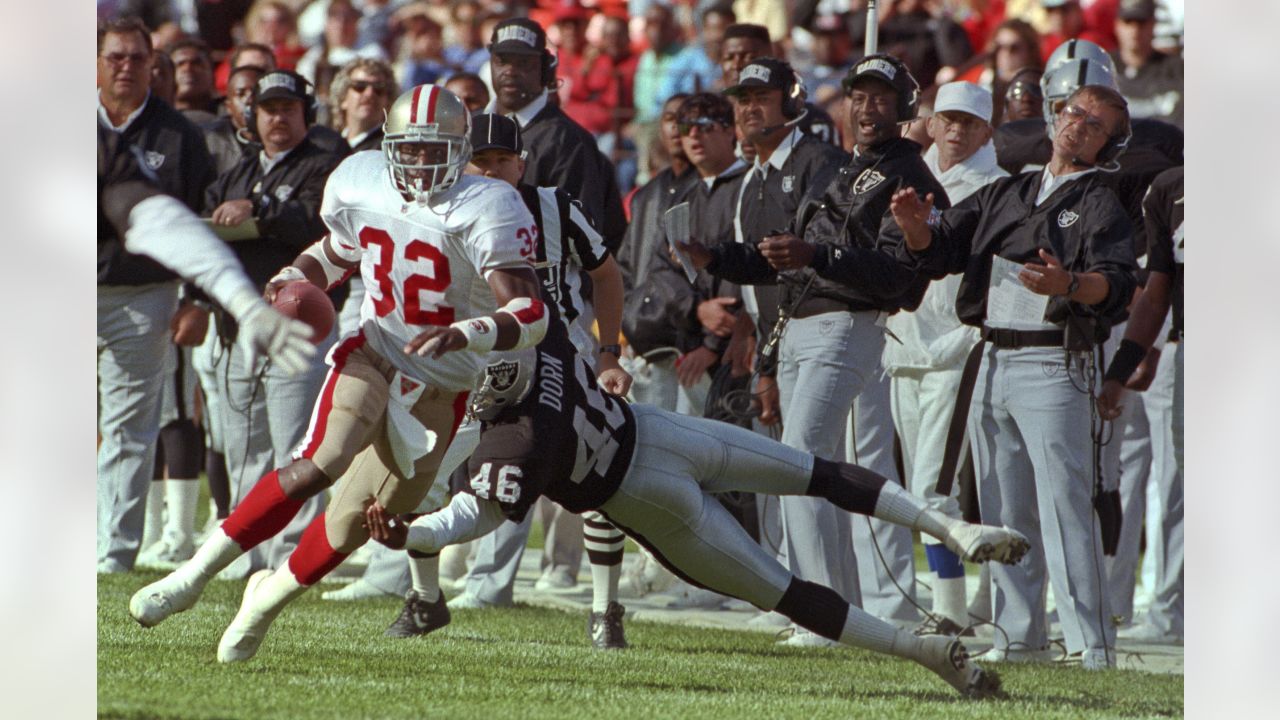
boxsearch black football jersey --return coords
[465,324,636,522]
[1141,166,1183,334]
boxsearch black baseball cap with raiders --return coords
[256,70,311,103]
[488,17,548,56]
[723,57,798,97]
[470,113,525,157]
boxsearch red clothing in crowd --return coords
[213,43,305,94]
[559,48,639,136]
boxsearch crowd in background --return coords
[98,0,1185,666]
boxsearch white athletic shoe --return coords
[943,523,1031,565]
[665,581,729,610]
[746,611,792,629]
[917,636,1005,699]
[776,629,840,648]
[622,553,676,597]
[137,539,196,570]
[135,541,167,569]
[1079,647,1117,670]
[217,570,277,663]
[99,558,130,574]
[320,579,395,602]
[985,644,1058,663]
[533,566,578,592]
[129,569,209,627]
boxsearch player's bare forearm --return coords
[588,255,624,348]
[1123,271,1173,350]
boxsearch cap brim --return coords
[470,141,521,154]
[488,42,543,56]
[256,88,303,103]
[723,80,776,96]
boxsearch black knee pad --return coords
[773,578,848,641]
[207,450,230,518]
[807,457,885,516]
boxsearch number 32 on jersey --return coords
[358,226,453,325]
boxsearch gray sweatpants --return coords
[969,344,1115,656]
[98,282,180,568]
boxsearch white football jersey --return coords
[321,151,537,391]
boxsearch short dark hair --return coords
[676,92,734,128]
[228,63,268,86]
[702,1,736,23]
[722,23,770,46]
[230,43,276,70]
[1066,84,1131,138]
[98,17,152,55]
[662,93,691,112]
[166,37,212,63]
[445,71,485,87]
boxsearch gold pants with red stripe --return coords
[294,333,467,552]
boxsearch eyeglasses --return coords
[677,117,729,136]
[1005,82,1043,101]
[349,80,389,95]
[1058,104,1111,138]
[100,52,150,68]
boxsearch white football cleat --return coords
[917,636,1005,699]
[217,570,279,664]
[129,569,209,627]
[944,523,1031,565]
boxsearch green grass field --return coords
[98,572,1183,719]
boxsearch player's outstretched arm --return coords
[405,266,547,358]
[264,235,359,303]
[365,496,504,554]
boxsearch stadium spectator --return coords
[204,65,267,176]
[443,0,490,75]
[1001,66,1043,123]
[168,38,220,124]
[242,1,305,71]
[1040,0,1113,59]
[329,59,395,154]
[444,71,490,113]
[200,70,345,579]
[558,12,637,138]
[878,0,974,89]
[393,10,450,91]
[150,49,175,105]
[98,17,216,573]
[633,4,690,125]
[1112,0,1182,128]
[802,13,856,98]
[296,0,388,101]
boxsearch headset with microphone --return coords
[737,59,811,142]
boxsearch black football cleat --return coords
[385,590,451,638]
[587,601,628,650]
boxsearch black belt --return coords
[980,326,1065,349]
[934,325,1065,497]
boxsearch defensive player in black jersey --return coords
[364,321,1032,699]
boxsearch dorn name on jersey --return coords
[466,325,635,521]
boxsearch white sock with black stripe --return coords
[583,512,624,613]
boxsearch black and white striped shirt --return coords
[518,183,610,357]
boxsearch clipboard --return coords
[203,217,260,242]
[662,202,698,284]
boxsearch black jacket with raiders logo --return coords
[1142,166,1183,334]
[466,323,636,523]
[894,170,1137,335]
[98,97,216,286]
[202,137,346,288]
[709,137,949,316]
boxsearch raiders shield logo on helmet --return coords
[144,151,165,170]
[485,361,519,393]
[1057,209,1080,228]
[853,169,886,194]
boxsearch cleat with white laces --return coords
[943,523,1031,565]
[129,569,209,627]
[918,636,1006,699]
[385,590,451,638]
[587,602,628,650]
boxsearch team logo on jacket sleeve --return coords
[853,168,886,194]
[1057,209,1080,228]
[144,150,166,170]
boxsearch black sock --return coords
[773,577,849,641]
[806,457,886,516]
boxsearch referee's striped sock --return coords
[584,512,624,613]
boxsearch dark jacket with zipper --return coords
[98,96,215,286]
[708,137,947,317]
[895,169,1137,335]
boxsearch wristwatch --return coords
[1064,272,1080,297]
[598,344,622,357]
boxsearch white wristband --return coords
[269,266,306,286]
[451,316,499,353]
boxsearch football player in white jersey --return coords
[129,85,551,664]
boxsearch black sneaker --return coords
[385,590,451,638]
[913,615,975,638]
[587,602,628,650]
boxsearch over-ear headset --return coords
[247,70,317,140]
[541,49,558,89]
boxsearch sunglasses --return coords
[349,80,389,95]
[677,117,730,136]
[1005,82,1043,101]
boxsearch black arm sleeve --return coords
[706,241,778,285]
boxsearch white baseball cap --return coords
[932,82,992,123]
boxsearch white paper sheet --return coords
[986,255,1050,327]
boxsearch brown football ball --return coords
[271,281,336,345]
